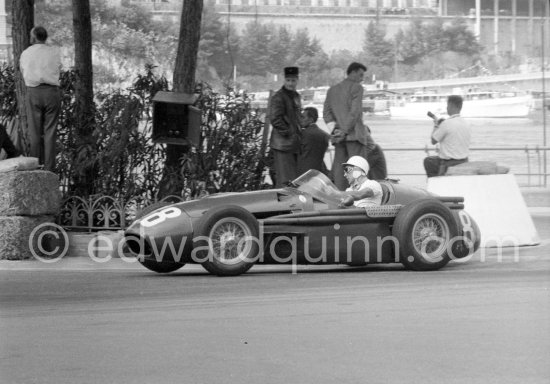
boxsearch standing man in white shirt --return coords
[423,95,471,177]
[20,26,62,172]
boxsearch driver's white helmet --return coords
[342,156,370,175]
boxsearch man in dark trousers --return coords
[269,66,302,187]
[297,106,329,175]
[324,62,386,189]
[0,124,21,159]
[20,26,62,172]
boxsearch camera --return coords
[427,111,445,125]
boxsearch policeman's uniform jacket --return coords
[269,86,302,153]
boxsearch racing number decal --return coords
[458,211,474,244]
[140,207,182,228]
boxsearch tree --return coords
[363,21,395,80]
[160,0,204,197]
[198,7,239,85]
[395,19,426,66]
[10,0,34,153]
[173,0,203,94]
[267,26,292,72]
[71,0,96,195]
[237,22,273,76]
[443,18,482,56]
[363,21,394,68]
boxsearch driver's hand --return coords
[338,195,355,208]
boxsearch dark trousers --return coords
[366,144,388,180]
[26,85,61,172]
[424,156,468,178]
[272,149,299,188]
[333,141,388,189]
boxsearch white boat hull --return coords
[390,95,532,118]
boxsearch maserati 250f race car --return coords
[125,170,480,276]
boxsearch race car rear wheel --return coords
[195,205,259,276]
[393,199,458,271]
[138,258,184,274]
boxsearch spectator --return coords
[323,62,380,189]
[297,106,330,175]
[269,66,302,187]
[20,26,62,172]
[423,95,471,177]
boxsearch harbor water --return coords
[322,117,548,188]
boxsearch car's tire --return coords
[138,257,184,274]
[393,198,458,271]
[134,201,185,274]
[194,205,259,276]
[451,213,481,259]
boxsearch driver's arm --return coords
[339,188,375,207]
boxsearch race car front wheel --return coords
[194,205,260,276]
[392,199,458,271]
[139,258,184,274]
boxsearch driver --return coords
[339,156,382,207]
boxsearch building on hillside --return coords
[5,0,550,60]
[133,0,549,56]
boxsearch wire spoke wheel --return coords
[209,218,253,262]
[392,198,458,271]
[196,205,259,276]
[412,213,450,262]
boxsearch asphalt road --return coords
[1,216,549,384]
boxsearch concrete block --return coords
[427,174,540,247]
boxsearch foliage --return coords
[363,21,395,68]
[0,64,17,126]
[177,84,270,199]
[236,23,329,88]
[395,17,482,67]
[0,64,269,199]
[362,21,396,81]
[198,6,240,86]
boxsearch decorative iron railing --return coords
[57,195,184,232]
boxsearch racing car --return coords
[124,170,480,276]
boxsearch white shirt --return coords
[20,44,61,87]
[346,178,382,207]
[432,114,471,160]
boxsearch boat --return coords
[527,90,550,123]
[389,89,533,118]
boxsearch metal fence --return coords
[57,195,184,232]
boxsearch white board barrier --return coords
[427,174,540,247]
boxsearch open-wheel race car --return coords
[124,170,480,276]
